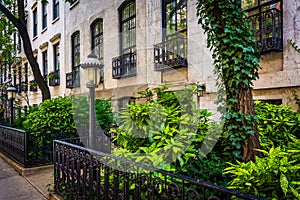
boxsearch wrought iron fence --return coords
[0,124,75,167]
[112,51,136,79]
[54,139,264,200]
[0,125,28,166]
[154,37,187,71]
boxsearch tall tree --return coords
[197,1,261,162]
[0,0,51,101]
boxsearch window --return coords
[242,0,282,53]
[112,1,136,79]
[153,0,187,71]
[54,43,60,72]
[42,3,47,29]
[17,65,22,92]
[71,32,80,87]
[163,0,187,39]
[119,0,136,54]
[24,63,28,91]
[42,50,48,77]
[53,0,59,20]
[91,19,104,83]
[33,8,37,37]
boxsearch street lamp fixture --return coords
[7,84,16,124]
[196,83,206,97]
[81,52,102,149]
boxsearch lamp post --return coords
[81,52,102,149]
[7,85,16,125]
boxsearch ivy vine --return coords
[288,39,300,53]
[196,1,261,161]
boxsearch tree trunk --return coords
[0,1,51,101]
[238,83,261,162]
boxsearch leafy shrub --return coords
[225,145,300,199]
[255,101,300,150]
[23,97,78,164]
[112,86,216,172]
[71,95,114,135]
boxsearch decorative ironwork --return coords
[54,139,264,200]
[29,85,38,92]
[0,125,27,166]
[112,52,136,79]
[49,77,60,86]
[154,37,187,71]
[66,71,80,88]
[247,7,282,53]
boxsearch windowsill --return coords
[41,27,48,34]
[70,0,79,10]
[32,36,38,41]
[52,17,60,25]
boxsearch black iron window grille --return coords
[66,70,80,89]
[112,51,136,79]
[243,0,282,53]
[154,36,187,71]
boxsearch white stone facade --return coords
[16,0,300,114]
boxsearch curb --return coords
[0,152,53,176]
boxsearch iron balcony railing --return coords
[112,52,136,79]
[154,37,187,71]
[247,8,282,53]
[49,77,60,86]
[54,138,264,200]
[66,71,80,89]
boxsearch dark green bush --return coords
[23,97,78,165]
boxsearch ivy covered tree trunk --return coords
[197,0,261,162]
[0,0,51,101]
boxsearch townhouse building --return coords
[2,0,299,119]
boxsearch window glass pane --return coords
[166,2,176,35]
[176,0,187,32]
[120,1,136,53]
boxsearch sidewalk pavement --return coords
[0,153,62,200]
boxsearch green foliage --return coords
[225,146,300,199]
[255,101,300,150]
[224,102,300,199]
[196,0,261,160]
[112,86,211,171]
[95,98,115,130]
[22,97,78,164]
[71,95,114,133]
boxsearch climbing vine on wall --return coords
[196,1,261,161]
[288,39,300,53]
